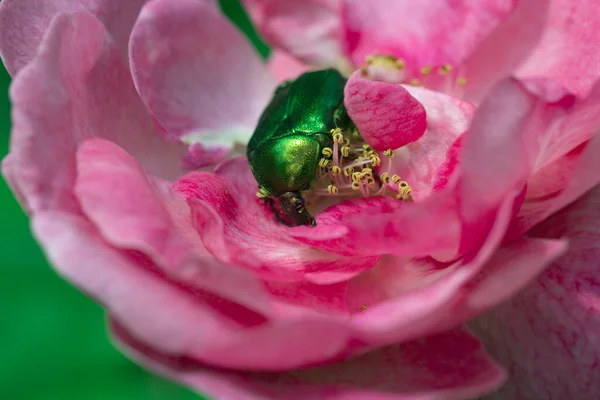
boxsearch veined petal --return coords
[129,0,275,148]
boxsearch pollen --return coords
[456,77,467,86]
[409,78,420,86]
[310,125,414,203]
[256,186,270,199]
[438,64,452,75]
[420,66,432,75]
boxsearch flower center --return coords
[305,127,412,207]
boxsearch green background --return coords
[0,1,268,398]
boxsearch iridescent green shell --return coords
[247,69,351,196]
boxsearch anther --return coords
[456,77,467,86]
[327,184,339,195]
[331,128,344,143]
[361,168,373,177]
[331,165,341,176]
[360,304,368,311]
[421,66,432,75]
[395,59,405,70]
[352,171,363,181]
[322,147,333,157]
[341,146,351,157]
[391,174,401,184]
[256,187,269,199]
[380,172,390,184]
[351,181,361,191]
[438,64,452,75]
[396,181,412,201]
[319,158,331,168]
[383,149,394,158]
[410,78,420,86]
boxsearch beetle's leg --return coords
[266,197,293,227]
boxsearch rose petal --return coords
[242,0,343,68]
[391,86,475,199]
[461,0,549,103]
[472,185,600,399]
[342,0,517,71]
[171,157,379,284]
[0,0,154,76]
[5,12,186,215]
[517,0,600,98]
[113,322,505,400]
[74,138,190,268]
[129,0,275,152]
[344,70,427,151]
[31,211,270,362]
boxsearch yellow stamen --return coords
[343,166,355,177]
[409,78,420,86]
[396,181,412,201]
[420,66,432,75]
[352,171,363,182]
[322,147,333,157]
[391,174,401,184]
[383,149,394,158]
[456,77,467,86]
[331,165,341,176]
[331,128,344,143]
[341,146,351,157]
[319,158,330,168]
[327,184,339,195]
[351,181,361,191]
[256,187,269,199]
[438,64,452,75]
[380,172,390,184]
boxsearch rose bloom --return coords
[2,0,600,399]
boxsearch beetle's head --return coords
[278,192,316,227]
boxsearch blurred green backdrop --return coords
[0,1,268,398]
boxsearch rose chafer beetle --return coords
[247,69,354,227]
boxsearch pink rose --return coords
[2,0,600,399]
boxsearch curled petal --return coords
[472,185,600,399]
[342,0,517,70]
[172,157,379,284]
[517,0,600,98]
[5,11,185,215]
[129,0,275,147]
[0,0,152,76]
[344,70,427,151]
[114,322,506,400]
[242,0,343,67]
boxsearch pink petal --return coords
[114,322,505,400]
[347,194,516,345]
[517,0,600,98]
[242,0,343,68]
[31,211,270,363]
[460,0,549,103]
[344,70,427,151]
[289,194,460,259]
[391,86,475,200]
[171,157,379,284]
[181,142,230,170]
[472,185,600,399]
[74,138,189,268]
[458,78,541,254]
[0,0,152,76]
[506,80,600,235]
[268,50,312,83]
[5,12,186,215]
[342,0,517,71]
[129,0,275,148]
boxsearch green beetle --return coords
[247,69,353,227]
